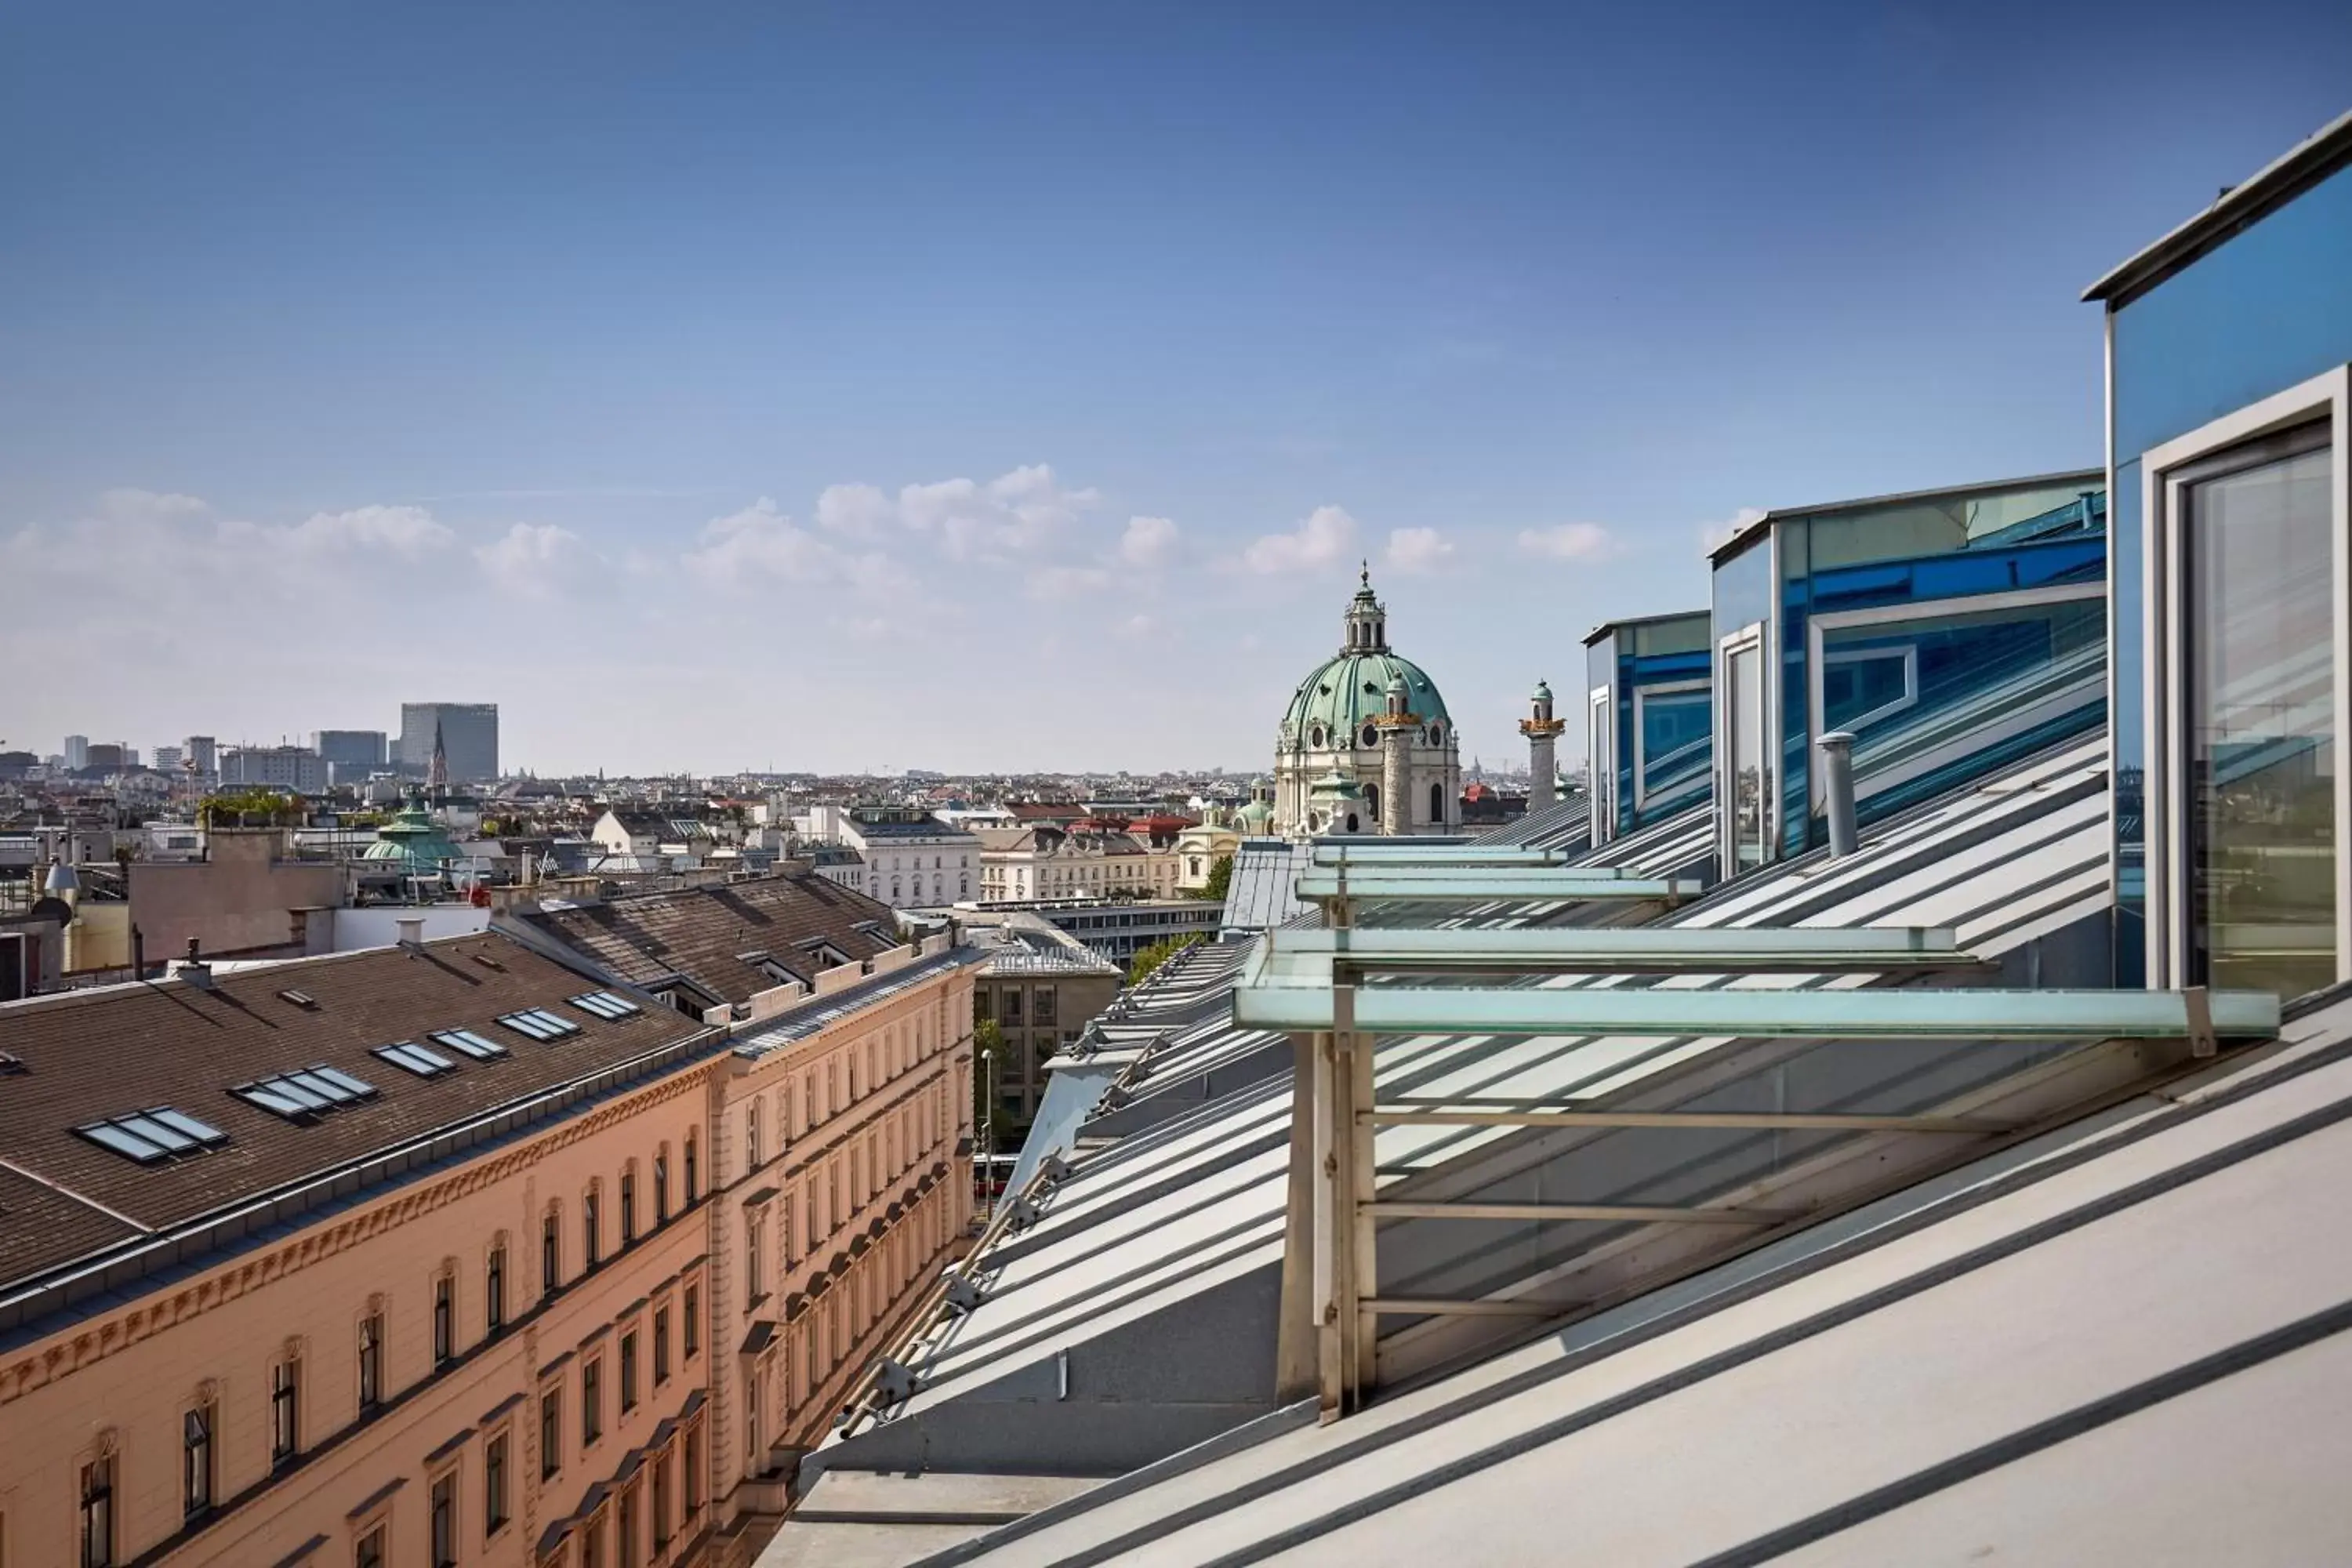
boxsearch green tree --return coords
[1130,931,1207,985]
[1196,853,1234,903]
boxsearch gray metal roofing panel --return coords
[1223,839,1312,932]
[935,993,2352,1566]
[811,739,2125,1479]
[1004,1062,1120,1195]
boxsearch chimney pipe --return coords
[395,916,426,949]
[1817,731,1858,858]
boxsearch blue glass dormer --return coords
[1708,474,2108,880]
[1582,611,1711,847]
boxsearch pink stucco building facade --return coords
[0,902,975,1568]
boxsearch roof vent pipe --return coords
[395,916,426,949]
[1817,731,1859,859]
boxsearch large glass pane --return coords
[2187,432,2336,996]
[1586,689,1613,844]
[1634,684,1711,809]
[1727,641,1766,873]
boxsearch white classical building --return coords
[1273,568,1462,836]
[837,810,979,908]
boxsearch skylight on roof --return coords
[372,1041,459,1077]
[75,1107,230,1164]
[0,1051,26,1076]
[429,1027,510,1061]
[497,1008,582,1041]
[568,991,641,1021]
[233,1064,379,1122]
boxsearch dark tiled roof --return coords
[0,931,706,1291]
[520,872,903,1006]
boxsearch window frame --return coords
[1716,620,1771,879]
[2140,364,2352,988]
[1803,582,2103,811]
[183,1400,216,1519]
[1585,684,1613,845]
[271,1357,301,1466]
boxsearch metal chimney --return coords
[1817,731,1859,858]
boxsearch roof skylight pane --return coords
[265,1075,332,1109]
[308,1065,379,1098]
[74,1107,230,1162]
[76,1121,166,1163]
[147,1107,230,1145]
[286,1069,358,1104]
[527,1007,583,1035]
[236,1085,314,1120]
[568,991,641,1020]
[430,1028,507,1059]
[118,1112,195,1151]
[372,1042,456,1077]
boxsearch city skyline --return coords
[8,2,2351,775]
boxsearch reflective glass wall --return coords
[2103,152,2352,992]
[1583,611,1711,845]
[1710,476,2107,877]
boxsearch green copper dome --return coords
[1279,568,1451,750]
[362,789,464,876]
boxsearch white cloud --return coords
[279,504,456,557]
[813,481,895,539]
[1700,506,1767,551]
[1027,564,1112,601]
[680,497,902,594]
[895,463,1098,560]
[1118,613,1159,638]
[1243,504,1357,574]
[1384,525,1454,575]
[475,522,594,599]
[1516,522,1617,561]
[1119,514,1180,568]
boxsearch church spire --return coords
[1344,566,1388,653]
[427,718,449,797]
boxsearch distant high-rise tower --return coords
[63,735,89,771]
[183,735,219,778]
[397,703,498,784]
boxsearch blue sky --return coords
[6,2,2349,776]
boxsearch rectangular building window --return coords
[183,1403,215,1517]
[2184,428,2337,993]
[655,1152,670,1223]
[684,1424,703,1512]
[620,1330,639,1413]
[652,1446,672,1547]
[354,1526,384,1568]
[487,1244,506,1333]
[430,1471,456,1568]
[583,1190,601,1270]
[619,1479,640,1568]
[539,1388,561,1479]
[747,1099,763,1168]
[621,1171,637,1244]
[434,1274,456,1367]
[684,1284,700,1357]
[582,1357,603,1445]
[358,1312,385,1411]
[80,1455,114,1568]
[746,1214,763,1308]
[484,1432,510,1535]
[543,1211,562,1296]
[685,1136,699,1202]
[654,1305,672,1385]
[272,1359,300,1465]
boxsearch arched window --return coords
[1345,812,1359,833]
[1429,782,1443,823]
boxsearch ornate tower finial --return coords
[1359,558,1370,590]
